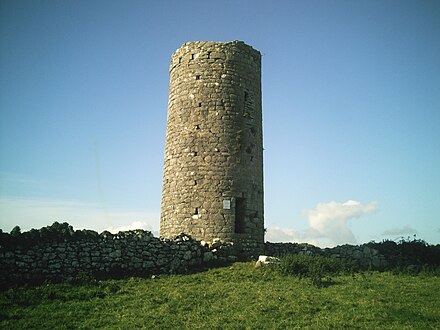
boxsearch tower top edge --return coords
[172,40,261,56]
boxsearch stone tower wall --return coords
[160,41,264,256]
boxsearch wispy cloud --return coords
[0,171,39,184]
[0,171,43,194]
[265,226,301,242]
[105,221,157,235]
[266,200,378,247]
[381,225,418,236]
[0,197,159,234]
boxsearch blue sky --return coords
[1,0,439,247]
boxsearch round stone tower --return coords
[160,41,264,257]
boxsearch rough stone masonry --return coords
[0,223,389,288]
[160,41,264,257]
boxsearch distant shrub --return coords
[366,236,440,271]
[272,254,356,287]
[10,226,21,237]
[0,222,99,250]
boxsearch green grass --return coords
[1,262,439,329]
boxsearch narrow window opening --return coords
[193,151,198,156]
[234,198,246,234]
[191,54,195,60]
[198,102,202,107]
[195,75,200,80]
[195,124,200,130]
[178,57,182,63]
[207,51,212,59]
[194,180,197,186]
[194,207,199,215]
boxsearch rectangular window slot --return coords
[191,54,195,60]
[194,207,199,215]
[195,75,200,80]
[234,198,246,234]
[198,102,202,107]
[195,124,200,130]
[178,57,182,63]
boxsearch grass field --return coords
[1,262,439,329]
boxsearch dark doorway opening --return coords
[235,198,246,234]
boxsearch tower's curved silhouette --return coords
[160,41,264,256]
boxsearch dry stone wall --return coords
[4,223,436,288]
[1,228,392,288]
[0,227,236,289]
[160,41,264,257]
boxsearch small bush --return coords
[272,254,356,287]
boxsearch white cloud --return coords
[305,200,378,246]
[0,197,159,235]
[266,200,378,247]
